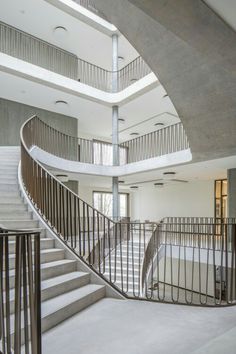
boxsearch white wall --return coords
[130,180,214,222]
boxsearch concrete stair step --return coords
[104,265,140,275]
[7,271,90,314]
[0,197,23,205]
[9,238,54,253]
[0,185,19,192]
[6,259,78,290]
[104,272,140,282]
[0,210,32,220]
[0,219,39,229]
[0,180,18,186]
[0,190,20,197]
[0,204,27,212]
[10,284,105,343]
[7,248,65,270]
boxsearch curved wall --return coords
[94,0,236,162]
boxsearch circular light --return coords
[55,100,68,107]
[118,56,125,61]
[154,123,164,127]
[118,118,125,124]
[130,132,139,136]
[56,174,69,182]
[163,94,168,98]
[119,180,125,184]
[130,186,138,189]
[163,172,176,180]
[130,78,138,83]
[154,182,164,188]
[53,26,68,40]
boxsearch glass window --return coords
[215,179,227,218]
[93,191,128,218]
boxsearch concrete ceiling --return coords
[0,0,138,70]
[94,0,236,162]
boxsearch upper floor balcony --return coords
[0,20,156,103]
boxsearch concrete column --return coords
[112,34,119,220]
[227,169,236,218]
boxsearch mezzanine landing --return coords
[42,298,236,354]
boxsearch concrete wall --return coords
[0,98,78,145]
[130,180,214,222]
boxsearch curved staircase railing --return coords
[21,115,158,299]
[21,116,236,306]
[23,116,188,165]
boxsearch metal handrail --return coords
[0,21,152,92]
[20,115,158,300]
[141,218,236,305]
[23,116,188,165]
[0,227,41,353]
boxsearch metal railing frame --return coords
[0,227,41,354]
[21,116,158,300]
[23,116,188,165]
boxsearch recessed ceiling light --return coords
[154,182,164,188]
[118,56,125,61]
[53,26,68,39]
[163,172,176,180]
[163,94,168,98]
[118,118,125,124]
[130,186,139,189]
[119,180,125,184]
[56,174,69,182]
[55,100,68,106]
[130,78,138,83]
[130,132,139,136]
[154,122,164,127]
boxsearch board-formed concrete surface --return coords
[42,298,236,354]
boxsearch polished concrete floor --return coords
[42,298,236,354]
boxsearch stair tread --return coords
[8,259,76,277]
[8,248,64,260]
[41,283,105,317]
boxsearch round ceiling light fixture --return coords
[163,171,176,180]
[56,174,69,182]
[130,186,139,189]
[118,118,125,124]
[53,26,68,39]
[118,56,125,62]
[130,132,139,136]
[154,122,164,127]
[55,100,68,107]
[163,94,168,98]
[119,180,125,184]
[130,78,138,83]
[154,182,164,188]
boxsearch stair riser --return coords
[42,286,106,333]
[0,220,39,229]
[0,211,32,220]
[7,250,65,270]
[0,185,19,192]
[104,273,139,282]
[9,239,54,253]
[7,274,90,315]
[104,267,140,276]
[0,205,27,212]
[6,261,77,290]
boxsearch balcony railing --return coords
[120,123,189,163]
[72,0,108,21]
[0,227,41,353]
[23,116,188,166]
[0,21,152,92]
[142,218,236,305]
